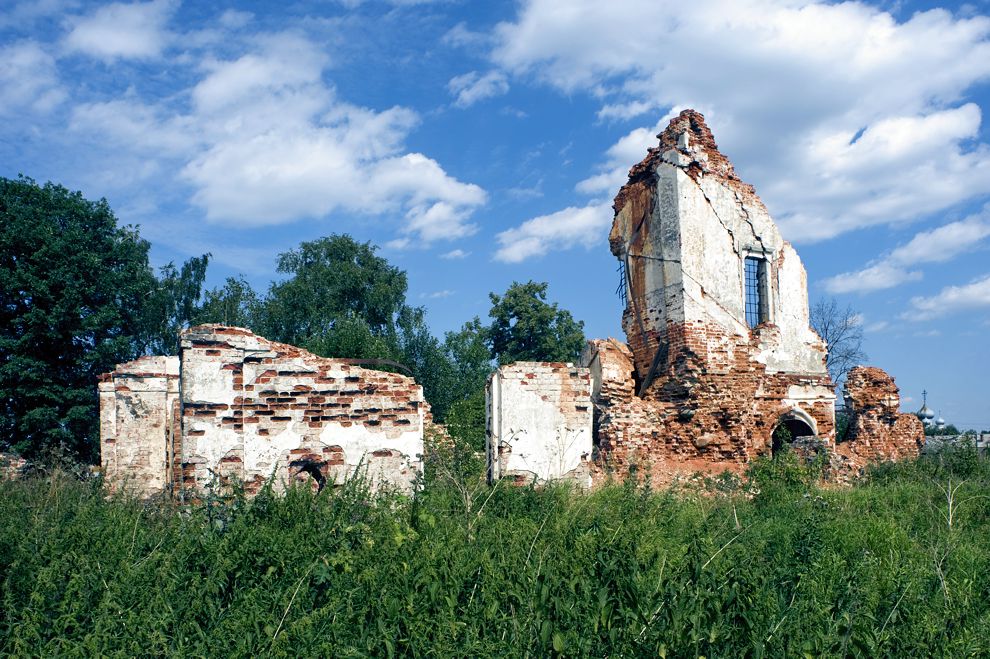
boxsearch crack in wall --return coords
[732,189,769,257]
[691,173,743,259]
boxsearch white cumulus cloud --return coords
[494,201,612,262]
[70,32,486,246]
[448,70,509,108]
[489,0,990,257]
[906,274,990,320]
[0,41,65,116]
[824,207,990,293]
[64,0,177,61]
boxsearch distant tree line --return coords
[0,177,585,463]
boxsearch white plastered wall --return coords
[486,363,593,488]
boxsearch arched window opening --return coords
[291,460,327,493]
[771,411,817,456]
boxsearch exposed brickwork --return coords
[0,451,27,480]
[486,362,593,487]
[584,333,835,483]
[99,326,426,497]
[592,109,837,485]
[180,325,425,495]
[834,366,924,473]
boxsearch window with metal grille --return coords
[744,256,767,328]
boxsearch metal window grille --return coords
[744,256,764,328]
[616,260,627,305]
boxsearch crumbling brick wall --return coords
[486,362,593,487]
[583,337,834,481]
[179,325,426,495]
[98,356,180,496]
[99,326,427,497]
[0,451,27,480]
[593,110,835,482]
[835,366,924,471]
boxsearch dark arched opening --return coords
[291,460,327,493]
[771,414,816,456]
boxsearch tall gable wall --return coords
[597,110,836,478]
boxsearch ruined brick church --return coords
[100,110,923,496]
[487,110,923,486]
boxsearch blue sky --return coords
[2,0,989,428]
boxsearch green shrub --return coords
[746,446,821,506]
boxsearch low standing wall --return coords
[180,325,426,494]
[835,366,924,471]
[99,326,427,497]
[98,356,180,496]
[486,362,593,487]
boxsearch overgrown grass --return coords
[2,446,990,657]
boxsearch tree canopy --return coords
[195,276,261,329]
[260,235,407,349]
[142,255,210,356]
[0,177,157,461]
[0,177,588,461]
[487,280,586,365]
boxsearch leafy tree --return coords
[445,389,487,451]
[925,423,961,437]
[0,177,156,461]
[487,281,585,365]
[260,235,407,349]
[141,255,210,356]
[443,317,493,397]
[810,297,867,385]
[304,315,398,363]
[396,306,458,421]
[255,234,472,421]
[195,276,262,329]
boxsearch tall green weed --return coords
[2,451,989,656]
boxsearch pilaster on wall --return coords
[98,356,180,496]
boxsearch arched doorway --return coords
[771,409,817,455]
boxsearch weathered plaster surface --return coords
[98,356,180,496]
[99,326,426,496]
[180,325,425,494]
[486,362,593,487]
